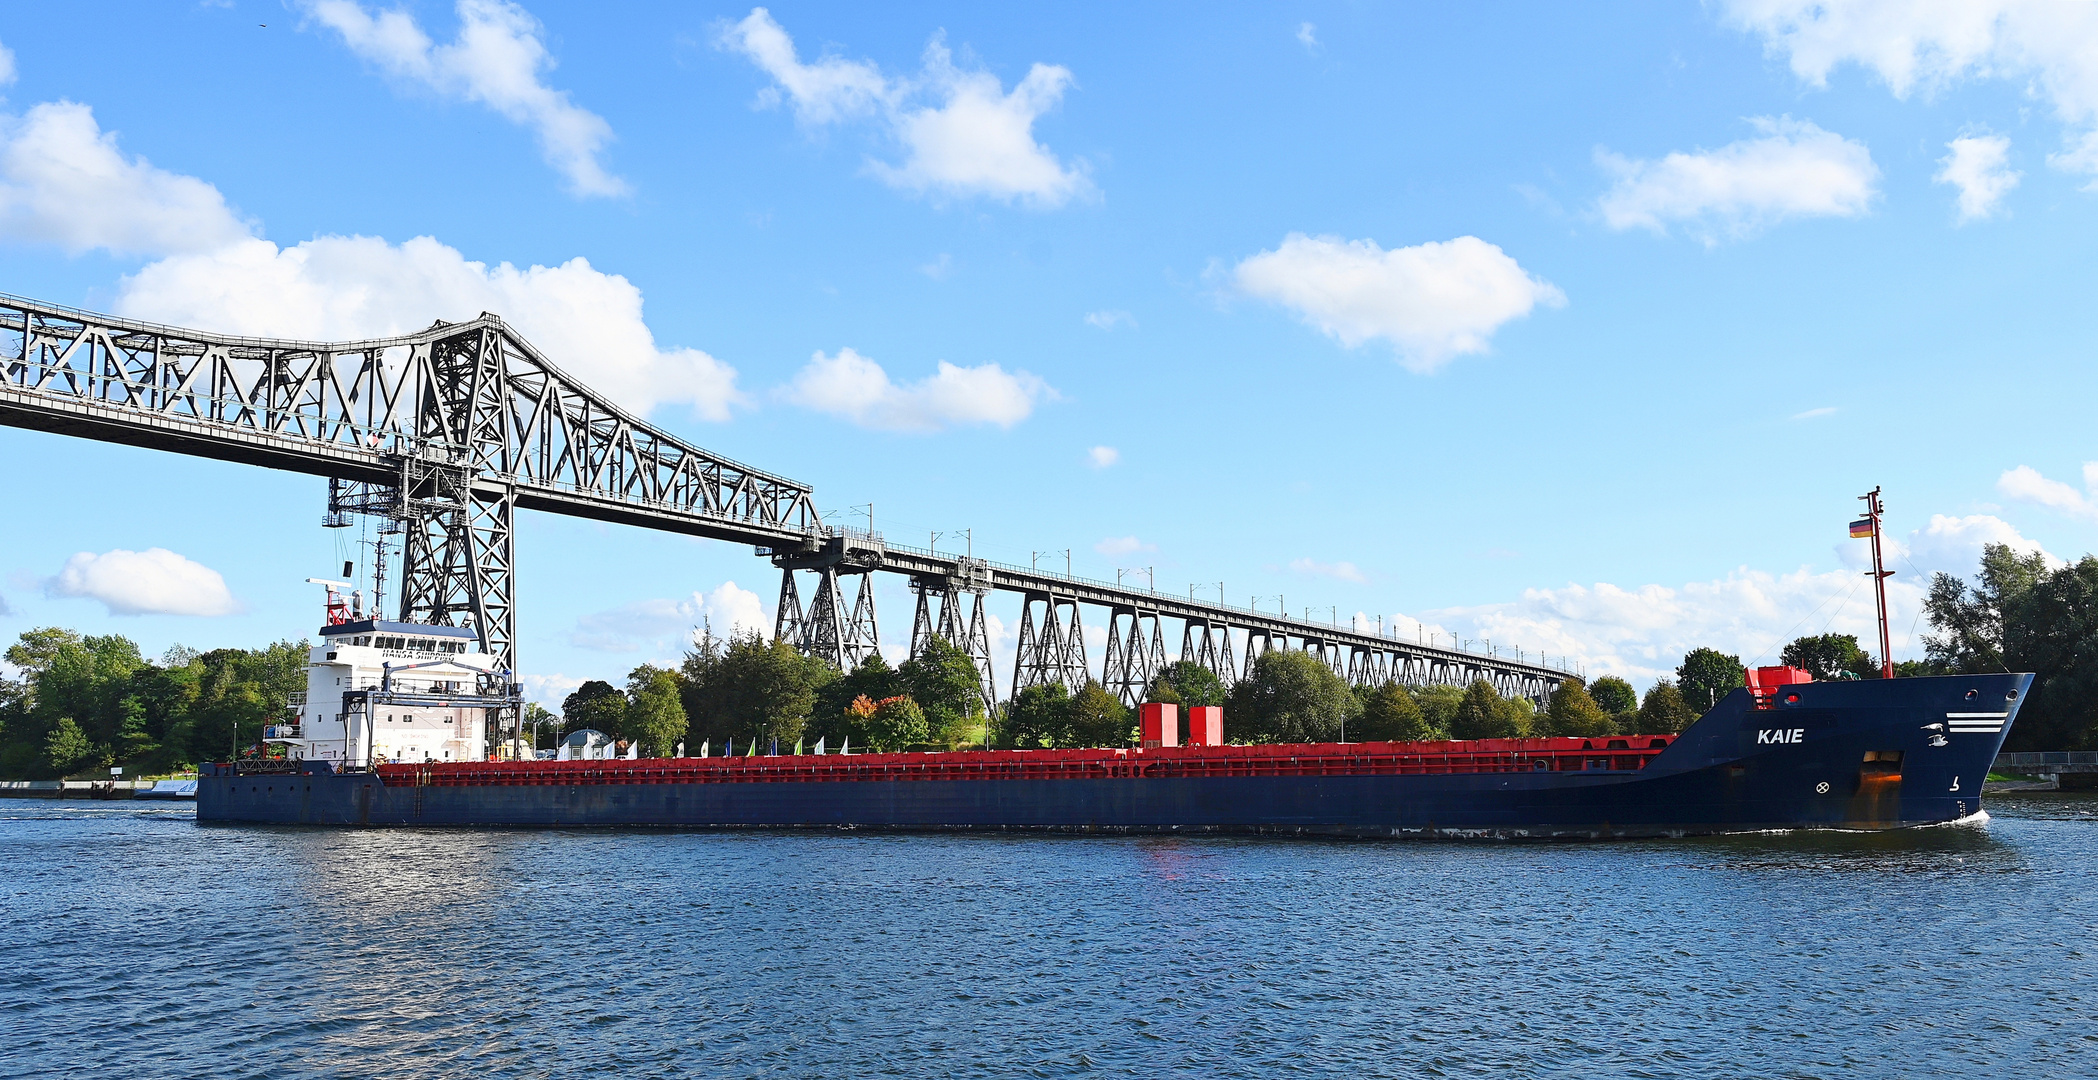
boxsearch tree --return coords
[1541,680,1614,738]
[562,680,628,740]
[1450,679,1523,740]
[1355,683,1431,742]
[1780,633,1878,681]
[1676,648,1744,713]
[1636,680,1697,734]
[116,695,155,760]
[1144,661,1226,709]
[900,637,985,747]
[1919,544,2098,750]
[812,654,902,745]
[1998,554,2098,751]
[43,717,91,775]
[677,630,834,751]
[1925,543,2049,673]
[523,703,558,749]
[864,696,927,752]
[1587,675,1637,725]
[1066,681,1131,747]
[1004,683,1072,748]
[626,666,688,757]
[1410,684,1464,738]
[1497,694,1537,736]
[1226,649,1358,743]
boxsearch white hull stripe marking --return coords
[1946,712,2010,718]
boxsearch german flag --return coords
[1849,518,1875,538]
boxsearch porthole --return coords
[2007,688,2021,701]
[1964,689,1978,700]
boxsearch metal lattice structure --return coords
[0,294,817,678]
[3,292,1577,715]
[908,578,998,711]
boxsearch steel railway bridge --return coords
[0,294,1574,724]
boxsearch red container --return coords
[1186,706,1222,747]
[1140,702,1179,748]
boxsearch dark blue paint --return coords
[201,674,2028,837]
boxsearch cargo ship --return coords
[199,589,2028,837]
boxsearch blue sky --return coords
[5,1,2098,703]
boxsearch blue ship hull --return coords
[199,674,2028,839]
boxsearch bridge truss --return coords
[1,293,1573,725]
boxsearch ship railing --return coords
[1994,751,2098,769]
[373,737,1677,787]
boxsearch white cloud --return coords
[0,591,14,617]
[781,347,1050,432]
[1884,513,2058,574]
[1233,233,1564,372]
[1936,134,2020,221]
[1426,515,2050,685]
[1791,406,1838,420]
[116,235,742,419]
[0,101,255,256]
[722,8,1092,207]
[0,86,727,420]
[1094,535,1154,558]
[719,7,891,124]
[0,37,16,86]
[44,548,240,617]
[303,0,626,197]
[1721,0,2098,180]
[700,581,770,639]
[1997,462,2098,521]
[1083,309,1135,330]
[920,252,952,279]
[1087,445,1119,468]
[521,672,583,710]
[1296,23,1319,50]
[1596,117,1879,242]
[569,582,772,654]
[1288,558,1368,583]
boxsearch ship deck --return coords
[366,735,1679,787]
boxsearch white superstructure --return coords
[270,602,504,766]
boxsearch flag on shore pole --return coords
[794,737,804,755]
[699,740,709,758]
[814,737,826,755]
[1849,517,1875,538]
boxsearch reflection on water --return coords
[3,796,2095,1079]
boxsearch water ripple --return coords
[0,797,2094,1078]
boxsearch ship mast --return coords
[1860,486,1895,679]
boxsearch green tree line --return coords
[0,628,306,779]
[1922,542,2098,750]
[548,634,1710,756]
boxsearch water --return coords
[4,797,2096,1079]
